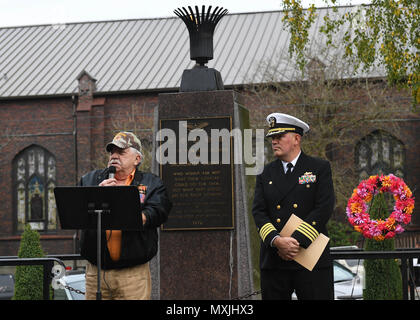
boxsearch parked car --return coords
[53,272,85,300]
[331,245,366,289]
[333,260,363,299]
[0,274,14,300]
[337,258,365,288]
[292,261,363,300]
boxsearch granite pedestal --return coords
[151,90,254,299]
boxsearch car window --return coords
[345,259,364,268]
[0,274,14,300]
[67,280,85,300]
[334,263,354,282]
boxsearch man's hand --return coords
[99,178,117,186]
[272,236,300,261]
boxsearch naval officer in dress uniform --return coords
[252,113,335,300]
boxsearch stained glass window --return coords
[355,130,405,180]
[13,145,57,232]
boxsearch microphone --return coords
[108,166,116,179]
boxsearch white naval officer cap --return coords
[266,113,310,137]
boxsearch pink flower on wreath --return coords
[395,225,405,234]
[385,231,396,239]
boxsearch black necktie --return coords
[286,163,293,176]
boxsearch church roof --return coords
[0,6,384,98]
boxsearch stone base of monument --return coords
[150,90,254,299]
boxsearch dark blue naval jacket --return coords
[252,152,335,270]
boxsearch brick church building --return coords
[0,7,419,257]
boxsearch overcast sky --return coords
[1,0,368,28]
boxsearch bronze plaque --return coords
[159,117,234,230]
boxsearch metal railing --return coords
[0,257,66,300]
[1,249,419,300]
[330,248,420,300]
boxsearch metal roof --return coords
[0,7,385,98]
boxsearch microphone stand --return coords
[90,166,115,300]
[88,202,110,300]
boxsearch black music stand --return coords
[54,186,143,300]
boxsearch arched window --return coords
[355,130,405,180]
[13,145,57,232]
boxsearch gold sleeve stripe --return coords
[259,223,277,242]
[299,222,319,240]
[296,222,319,242]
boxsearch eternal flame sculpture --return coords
[174,6,228,92]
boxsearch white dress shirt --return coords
[281,151,301,174]
[270,151,301,247]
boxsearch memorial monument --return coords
[152,6,254,299]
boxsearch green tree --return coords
[281,0,419,106]
[13,224,47,300]
[245,65,409,221]
[327,219,361,247]
[363,192,402,300]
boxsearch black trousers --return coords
[261,266,334,300]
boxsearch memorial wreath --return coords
[346,174,415,241]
